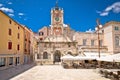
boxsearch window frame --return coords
[8,42,12,50]
[17,44,20,51]
[83,39,87,46]
[0,58,6,67]
[43,52,48,59]
[8,28,12,36]
[9,57,13,65]
[17,33,20,39]
[91,40,94,46]
[114,26,119,31]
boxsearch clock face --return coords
[55,17,59,21]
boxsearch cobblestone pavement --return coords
[0,63,35,80]
[8,65,110,80]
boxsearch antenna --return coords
[96,18,100,25]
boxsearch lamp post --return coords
[95,19,102,58]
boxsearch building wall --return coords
[103,25,114,53]
[38,26,49,41]
[103,21,120,54]
[37,42,77,64]
[30,31,34,62]
[23,27,31,64]
[0,11,24,69]
[113,22,120,53]
[73,32,107,52]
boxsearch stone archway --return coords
[67,51,72,55]
[43,52,48,59]
[54,50,61,62]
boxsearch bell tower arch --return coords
[51,1,64,35]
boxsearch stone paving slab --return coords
[10,65,110,80]
[0,63,35,80]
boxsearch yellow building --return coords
[0,10,24,70]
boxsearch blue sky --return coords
[0,0,120,32]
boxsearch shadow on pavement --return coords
[0,63,35,80]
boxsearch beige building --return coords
[0,10,24,70]
[73,32,107,53]
[35,4,120,64]
[102,21,120,54]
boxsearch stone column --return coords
[13,57,16,66]
[35,53,37,61]
[51,52,54,64]
[5,57,9,67]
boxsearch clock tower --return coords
[51,1,64,35]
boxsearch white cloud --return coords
[97,2,120,16]
[86,29,94,33]
[100,12,109,16]
[0,4,3,7]
[0,7,14,13]
[18,13,24,16]
[113,5,120,13]
[8,2,12,4]
[96,11,109,16]
[9,13,14,17]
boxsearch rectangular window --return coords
[9,29,12,35]
[25,49,27,52]
[8,42,12,50]
[29,40,31,43]
[18,26,20,29]
[83,39,87,46]
[0,58,6,67]
[115,26,119,30]
[37,54,41,59]
[91,40,94,46]
[17,57,20,64]
[9,57,13,65]
[17,44,20,51]
[17,33,20,39]
[25,38,27,41]
[9,19,12,24]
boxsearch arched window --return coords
[67,52,72,55]
[115,36,119,47]
[43,52,48,59]
[39,32,44,36]
[37,54,41,59]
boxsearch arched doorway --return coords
[54,50,61,62]
[67,52,72,55]
[43,52,48,59]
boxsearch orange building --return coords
[0,10,24,70]
[23,26,31,64]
